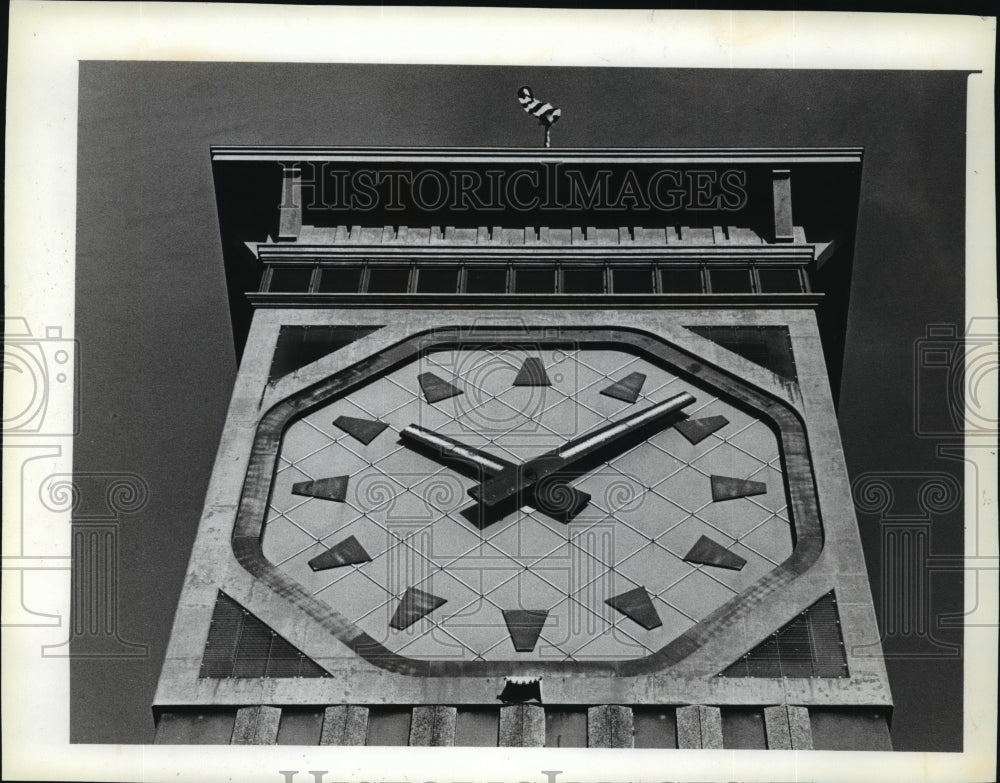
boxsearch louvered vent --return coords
[687,325,798,382]
[268,324,382,381]
[719,591,848,678]
[199,591,329,678]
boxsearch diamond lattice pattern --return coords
[262,347,792,662]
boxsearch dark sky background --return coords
[73,63,968,750]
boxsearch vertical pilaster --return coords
[499,705,545,747]
[763,705,792,749]
[676,705,700,748]
[700,705,723,749]
[320,705,369,746]
[278,164,302,240]
[409,706,457,746]
[676,705,723,749]
[231,705,281,745]
[772,169,794,242]
[787,706,814,750]
[587,705,634,748]
[765,706,814,750]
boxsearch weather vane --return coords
[517,86,561,148]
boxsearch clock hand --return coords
[399,424,590,526]
[399,424,513,478]
[469,391,695,509]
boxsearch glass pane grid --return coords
[513,265,556,294]
[267,261,808,296]
[709,267,754,294]
[268,266,314,293]
[318,266,363,293]
[561,266,606,294]
[611,267,656,294]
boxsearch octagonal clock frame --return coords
[233,326,822,677]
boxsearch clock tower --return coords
[153,147,893,750]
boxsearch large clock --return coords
[233,327,820,675]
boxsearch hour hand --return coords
[399,425,589,527]
[470,391,695,510]
[399,424,513,480]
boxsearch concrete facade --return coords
[153,148,891,748]
[155,307,890,707]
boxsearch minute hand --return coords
[469,391,695,508]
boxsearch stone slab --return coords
[676,705,722,749]
[675,705,702,749]
[763,705,792,750]
[499,704,545,747]
[787,705,814,750]
[231,705,281,745]
[587,705,634,748]
[320,705,370,745]
[409,705,457,746]
[700,705,724,749]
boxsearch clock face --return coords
[256,334,797,666]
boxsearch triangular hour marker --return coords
[389,587,447,630]
[675,415,729,444]
[599,372,646,403]
[418,372,463,403]
[333,415,388,445]
[710,475,767,502]
[512,357,551,386]
[502,609,549,652]
[606,586,662,630]
[683,535,747,571]
[308,535,373,571]
[292,476,349,502]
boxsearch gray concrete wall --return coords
[155,307,890,713]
